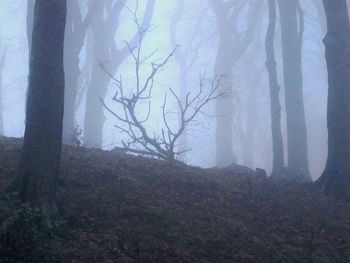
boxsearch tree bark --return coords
[278,0,311,181]
[17,0,67,220]
[316,0,350,201]
[0,48,5,135]
[266,0,284,176]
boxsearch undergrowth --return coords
[0,193,64,263]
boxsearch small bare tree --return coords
[101,24,223,163]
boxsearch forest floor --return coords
[0,136,349,262]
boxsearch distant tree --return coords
[239,24,265,169]
[169,0,189,162]
[209,0,262,167]
[17,0,67,220]
[84,0,155,148]
[316,0,350,201]
[278,0,311,181]
[266,0,284,176]
[26,0,35,54]
[169,1,210,162]
[63,0,100,144]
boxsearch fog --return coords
[0,0,328,179]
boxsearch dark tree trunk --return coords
[316,0,350,201]
[266,0,284,176]
[0,48,5,135]
[278,0,311,181]
[17,0,67,220]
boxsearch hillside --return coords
[0,136,349,262]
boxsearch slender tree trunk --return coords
[215,33,235,167]
[0,48,5,135]
[242,67,262,168]
[316,0,350,201]
[63,0,97,144]
[17,0,67,220]
[169,0,189,162]
[84,53,118,148]
[278,0,311,180]
[26,0,35,55]
[266,0,284,176]
[62,0,83,144]
[76,29,93,110]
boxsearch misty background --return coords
[0,0,328,178]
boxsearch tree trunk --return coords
[26,0,35,55]
[210,0,262,167]
[242,66,262,169]
[63,0,98,144]
[266,0,284,176]
[0,48,5,135]
[316,0,350,201]
[83,55,116,148]
[215,33,235,167]
[278,0,311,180]
[169,0,189,162]
[83,0,154,148]
[17,0,67,220]
[62,0,83,144]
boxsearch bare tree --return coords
[101,28,223,162]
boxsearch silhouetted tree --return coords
[316,0,350,201]
[278,0,311,180]
[266,0,284,176]
[17,0,67,220]
[102,35,223,162]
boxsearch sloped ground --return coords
[0,136,349,262]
